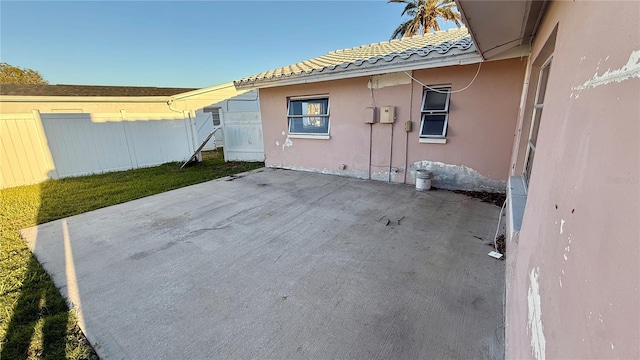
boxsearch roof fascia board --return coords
[0,95,171,103]
[237,52,483,90]
[484,44,531,61]
[454,0,485,60]
[170,82,238,100]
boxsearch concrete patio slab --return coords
[21,168,505,359]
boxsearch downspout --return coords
[368,123,372,180]
[403,71,414,184]
[367,76,376,181]
[388,122,394,183]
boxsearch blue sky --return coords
[1,1,458,88]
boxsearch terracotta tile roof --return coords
[0,84,198,97]
[235,27,474,88]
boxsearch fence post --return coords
[32,109,59,179]
[219,106,229,162]
[187,110,201,162]
[120,110,137,168]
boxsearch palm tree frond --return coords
[390,0,463,38]
[402,3,418,17]
[391,19,413,39]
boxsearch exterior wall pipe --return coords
[224,91,259,111]
[368,123,372,180]
[404,72,414,184]
[388,121,394,182]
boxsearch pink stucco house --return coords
[236,0,639,358]
[236,27,524,192]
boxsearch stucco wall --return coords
[259,58,525,191]
[506,1,640,359]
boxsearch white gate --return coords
[221,111,264,161]
[217,91,264,162]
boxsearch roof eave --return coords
[454,0,547,60]
[454,0,485,60]
[0,95,172,103]
[169,82,241,100]
[235,51,483,90]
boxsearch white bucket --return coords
[415,169,432,191]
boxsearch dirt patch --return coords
[451,190,506,207]
[495,234,506,255]
[201,149,222,160]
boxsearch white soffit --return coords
[456,0,547,60]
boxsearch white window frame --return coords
[287,95,330,137]
[419,86,451,139]
[523,56,552,189]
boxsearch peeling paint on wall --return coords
[272,131,295,167]
[269,164,372,180]
[410,161,506,192]
[274,132,293,150]
[283,136,293,150]
[528,267,546,360]
[562,233,572,263]
[266,163,408,184]
[572,50,640,92]
[269,159,506,192]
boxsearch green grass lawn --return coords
[0,151,263,359]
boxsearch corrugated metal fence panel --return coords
[1,112,194,188]
[222,111,265,162]
[0,114,52,187]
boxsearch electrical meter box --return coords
[363,107,376,124]
[380,106,395,124]
[405,121,413,132]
